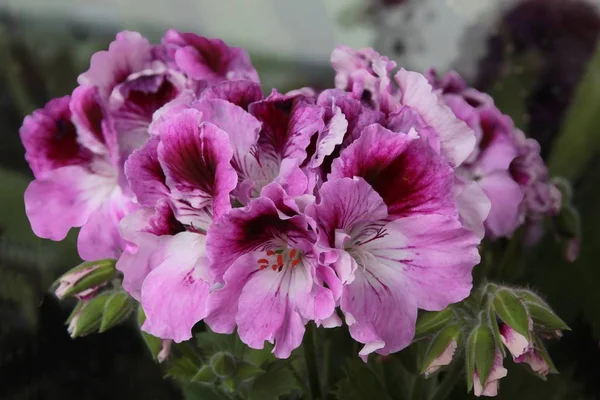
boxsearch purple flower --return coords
[206,185,337,358]
[161,29,259,84]
[22,89,134,261]
[429,69,561,240]
[308,174,480,359]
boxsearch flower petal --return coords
[395,68,476,167]
[78,31,153,101]
[20,96,91,178]
[141,231,211,342]
[365,214,480,310]
[199,79,263,110]
[331,124,456,219]
[24,161,117,241]
[156,109,238,220]
[125,135,169,206]
[479,172,524,239]
[78,190,135,260]
[340,258,417,358]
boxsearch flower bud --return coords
[67,293,111,338]
[422,324,461,377]
[192,365,217,383]
[493,289,531,341]
[499,322,531,359]
[516,290,569,331]
[54,259,117,300]
[473,350,507,397]
[211,352,237,378]
[99,291,133,333]
[235,361,264,380]
[466,322,496,392]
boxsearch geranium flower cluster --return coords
[20,31,559,361]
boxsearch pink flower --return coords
[307,174,480,359]
[474,351,508,397]
[206,185,337,358]
[161,29,259,84]
[22,88,135,261]
[424,340,458,377]
[429,69,561,240]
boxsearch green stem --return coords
[496,229,523,280]
[321,333,331,396]
[430,362,464,400]
[304,323,322,400]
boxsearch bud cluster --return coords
[54,259,135,337]
[418,284,568,397]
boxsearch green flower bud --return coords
[421,324,461,377]
[466,321,496,390]
[211,352,237,378]
[99,291,133,333]
[67,293,111,338]
[54,259,117,300]
[235,361,264,380]
[493,288,531,339]
[192,365,217,383]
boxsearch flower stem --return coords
[304,323,322,399]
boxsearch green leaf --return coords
[166,354,202,381]
[493,289,531,338]
[137,306,162,361]
[549,42,600,180]
[99,291,133,333]
[334,359,392,400]
[414,308,454,339]
[249,360,300,400]
[420,324,461,375]
[487,303,507,358]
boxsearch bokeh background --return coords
[1,0,600,398]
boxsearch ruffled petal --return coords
[395,69,476,167]
[364,214,480,310]
[20,96,91,178]
[24,161,117,241]
[78,31,153,101]
[331,124,456,219]
[141,231,211,342]
[198,79,263,110]
[156,109,238,220]
[125,135,169,206]
[78,189,135,260]
[162,29,259,83]
[479,172,524,239]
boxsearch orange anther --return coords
[271,264,278,271]
[266,250,275,256]
[289,249,297,258]
[259,265,267,270]
[257,258,269,264]
[291,258,301,268]
[277,255,284,266]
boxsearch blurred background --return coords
[1,0,600,398]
